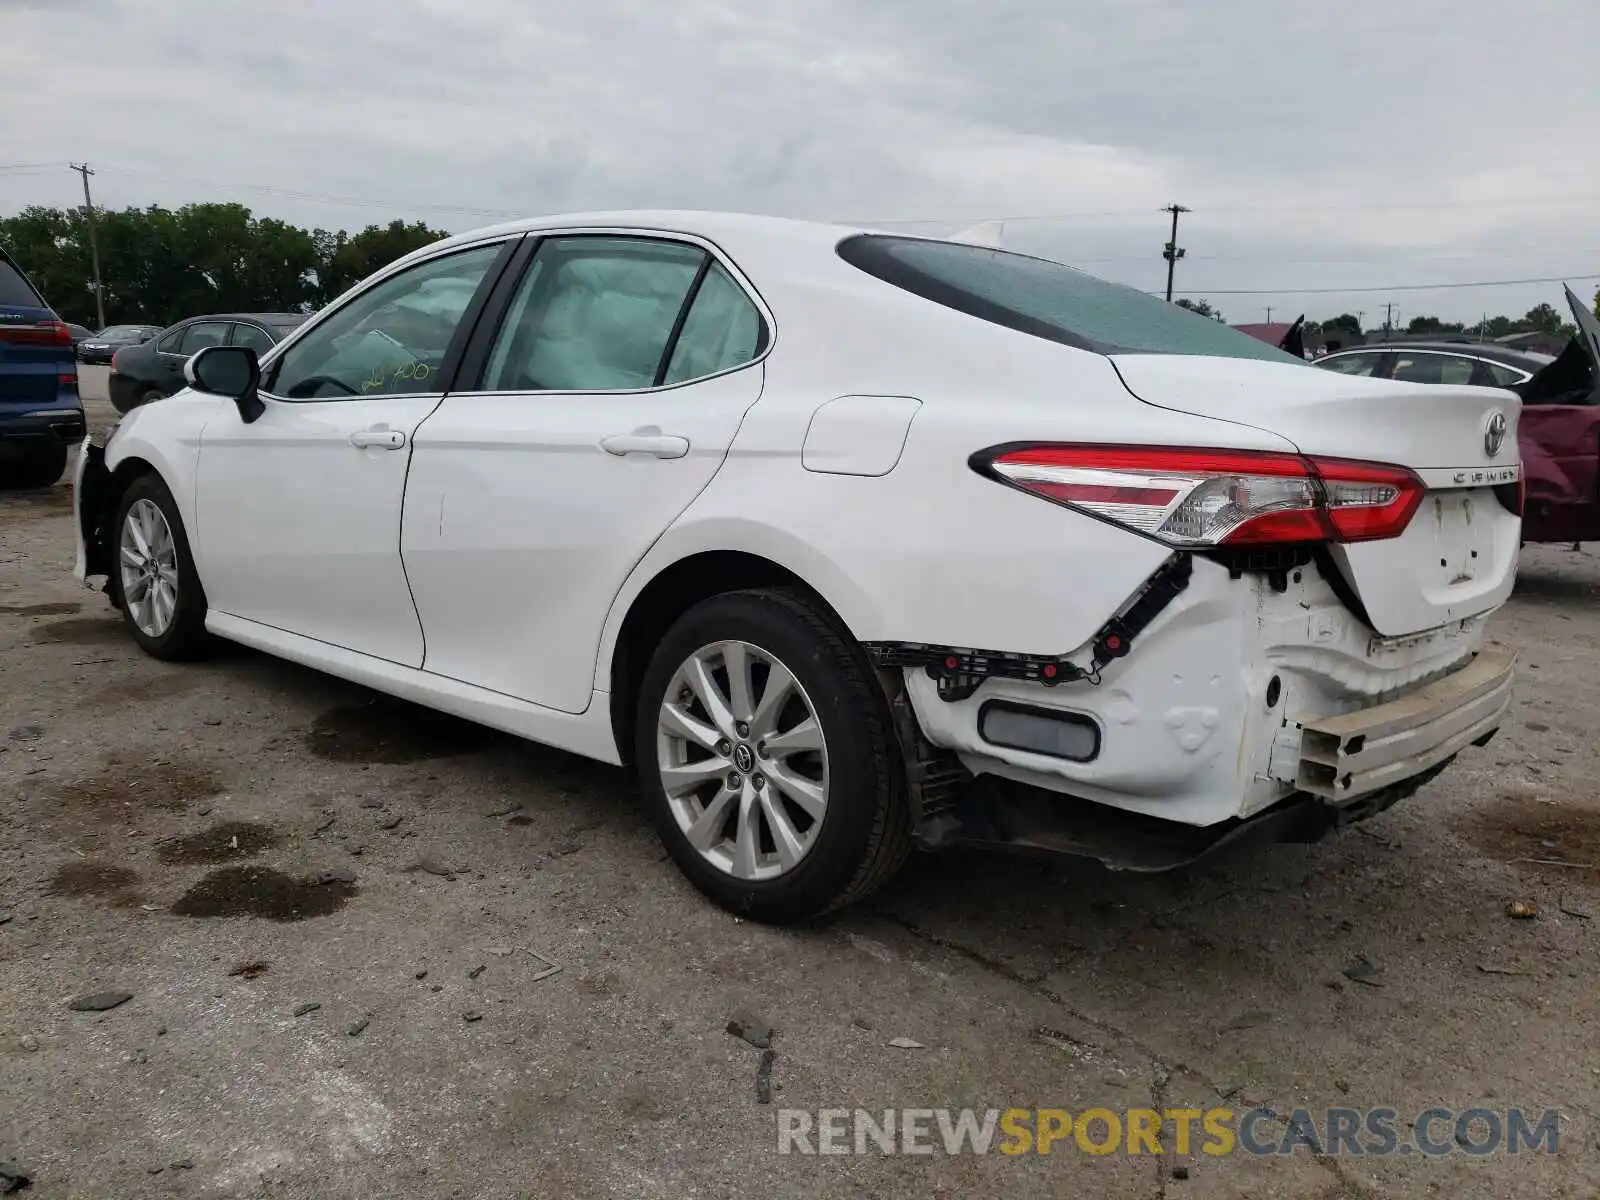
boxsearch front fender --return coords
[73,438,114,583]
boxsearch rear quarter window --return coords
[837,234,1297,363]
[0,258,45,308]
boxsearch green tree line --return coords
[0,203,449,328]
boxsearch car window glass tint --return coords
[483,237,705,392]
[158,328,184,352]
[1393,355,1476,385]
[180,323,229,354]
[838,234,1298,362]
[266,244,501,400]
[1319,353,1384,376]
[662,262,763,385]
[231,323,275,354]
[0,260,43,307]
[1484,362,1527,387]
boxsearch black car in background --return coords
[109,312,309,413]
[64,322,94,349]
[77,324,162,364]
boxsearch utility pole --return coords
[1381,301,1397,335]
[1161,204,1189,302]
[69,163,106,330]
[1265,306,1273,325]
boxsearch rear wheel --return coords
[139,388,164,409]
[635,589,909,923]
[113,474,210,660]
[2,443,68,489]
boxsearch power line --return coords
[1178,272,1600,297]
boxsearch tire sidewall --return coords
[635,591,892,920]
[113,474,209,659]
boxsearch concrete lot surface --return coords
[0,370,1595,1197]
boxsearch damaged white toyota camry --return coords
[74,212,1520,922]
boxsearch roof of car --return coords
[172,312,308,324]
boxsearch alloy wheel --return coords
[119,498,179,638]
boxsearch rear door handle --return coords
[350,427,406,450]
[600,431,689,460]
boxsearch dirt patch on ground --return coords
[156,821,281,865]
[0,488,74,518]
[29,616,126,646]
[1458,794,1600,876]
[43,755,226,819]
[45,861,144,907]
[170,866,357,921]
[305,698,499,764]
[82,673,199,712]
[0,601,81,617]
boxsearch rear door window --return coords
[230,323,276,354]
[836,234,1298,362]
[1318,352,1389,377]
[180,322,229,353]
[481,236,706,391]
[1392,353,1483,385]
[0,258,44,308]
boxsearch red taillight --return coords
[978,444,1424,547]
[0,319,72,347]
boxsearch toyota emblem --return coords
[1484,411,1508,457]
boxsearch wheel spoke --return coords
[660,756,733,797]
[125,511,151,558]
[722,642,755,723]
[124,574,151,602]
[659,701,721,753]
[152,579,175,632]
[764,716,822,757]
[684,786,738,851]
[765,761,827,821]
[758,789,806,870]
[730,783,761,879]
[120,546,143,570]
[131,591,154,634]
[684,654,738,741]
[749,661,796,739]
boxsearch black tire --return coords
[111,473,211,660]
[139,388,164,410]
[3,443,68,489]
[634,588,910,924]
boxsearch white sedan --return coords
[74,212,1521,922]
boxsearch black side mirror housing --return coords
[185,345,264,423]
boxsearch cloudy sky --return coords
[2,0,1596,323]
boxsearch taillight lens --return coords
[980,445,1424,547]
[0,319,72,347]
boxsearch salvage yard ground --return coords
[1,369,1597,1198]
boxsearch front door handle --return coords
[350,427,406,450]
[600,430,689,460]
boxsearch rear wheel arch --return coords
[607,550,865,765]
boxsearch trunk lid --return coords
[0,250,72,407]
[1111,353,1521,637]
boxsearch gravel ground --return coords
[1,369,1596,1198]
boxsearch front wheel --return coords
[635,589,910,923]
[113,473,210,660]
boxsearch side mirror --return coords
[185,345,264,423]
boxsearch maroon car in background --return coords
[1314,288,1600,544]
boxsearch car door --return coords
[402,232,770,712]
[192,240,514,666]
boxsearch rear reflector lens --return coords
[979,445,1423,547]
[0,320,72,347]
[979,701,1100,761]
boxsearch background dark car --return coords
[0,246,85,488]
[109,312,309,413]
[77,323,162,364]
[64,322,94,349]
[1315,289,1600,545]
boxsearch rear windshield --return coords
[0,257,44,308]
[837,234,1297,362]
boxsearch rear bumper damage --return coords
[881,551,1510,868]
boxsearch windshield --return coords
[99,326,149,341]
[837,234,1299,363]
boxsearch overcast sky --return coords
[2,0,1596,323]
